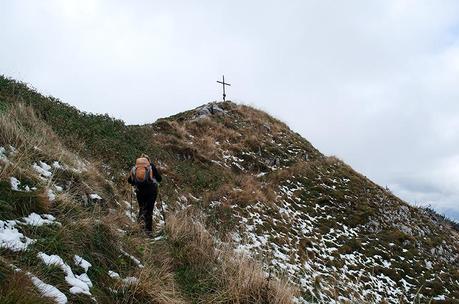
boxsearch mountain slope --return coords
[0,76,458,303]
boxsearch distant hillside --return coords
[0,75,458,303]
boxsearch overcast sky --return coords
[1,0,458,221]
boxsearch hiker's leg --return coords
[144,196,154,233]
[136,192,145,223]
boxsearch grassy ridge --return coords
[0,75,146,170]
[0,76,296,303]
[1,75,458,302]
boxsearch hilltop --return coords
[0,75,458,303]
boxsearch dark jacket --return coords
[128,162,162,191]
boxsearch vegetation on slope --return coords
[0,76,295,303]
[0,75,458,303]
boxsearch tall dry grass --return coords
[134,250,187,304]
[208,248,297,304]
[165,209,297,304]
[0,102,84,180]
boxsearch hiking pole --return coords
[158,185,166,226]
[130,188,133,220]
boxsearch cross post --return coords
[217,75,231,101]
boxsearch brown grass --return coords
[269,161,314,185]
[135,250,187,304]
[205,175,277,208]
[208,248,298,304]
[0,102,88,180]
[0,262,54,304]
[165,209,297,304]
[166,209,215,268]
[232,104,288,136]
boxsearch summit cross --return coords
[217,75,231,101]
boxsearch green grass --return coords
[0,181,46,220]
[175,264,216,302]
[0,75,148,171]
[0,267,53,304]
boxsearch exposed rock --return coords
[196,102,226,118]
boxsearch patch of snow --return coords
[122,277,139,285]
[120,248,144,268]
[153,235,164,241]
[40,161,52,171]
[10,177,32,192]
[0,146,8,162]
[10,177,20,191]
[33,161,52,178]
[189,193,200,201]
[89,193,102,200]
[0,220,35,251]
[54,185,63,192]
[425,260,433,270]
[42,214,57,221]
[48,189,56,201]
[8,145,16,153]
[116,228,126,235]
[37,252,93,296]
[22,213,58,226]
[29,274,68,304]
[124,201,136,222]
[52,161,63,169]
[108,270,138,286]
[108,270,120,279]
[74,255,92,272]
[382,260,392,268]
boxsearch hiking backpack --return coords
[130,157,156,185]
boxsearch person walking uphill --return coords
[128,154,162,236]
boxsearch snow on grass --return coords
[89,193,102,200]
[32,161,53,178]
[74,255,92,272]
[122,277,139,285]
[10,176,32,192]
[10,177,20,191]
[120,248,144,268]
[0,146,6,159]
[108,270,120,279]
[51,161,63,169]
[108,270,138,286]
[256,172,267,177]
[48,189,56,201]
[29,274,68,304]
[0,220,35,251]
[37,252,93,296]
[123,201,136,222]
[425,260,433,270]
[22,213,59,226]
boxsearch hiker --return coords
[127,154,162,236]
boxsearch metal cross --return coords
[217,75,231,101]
